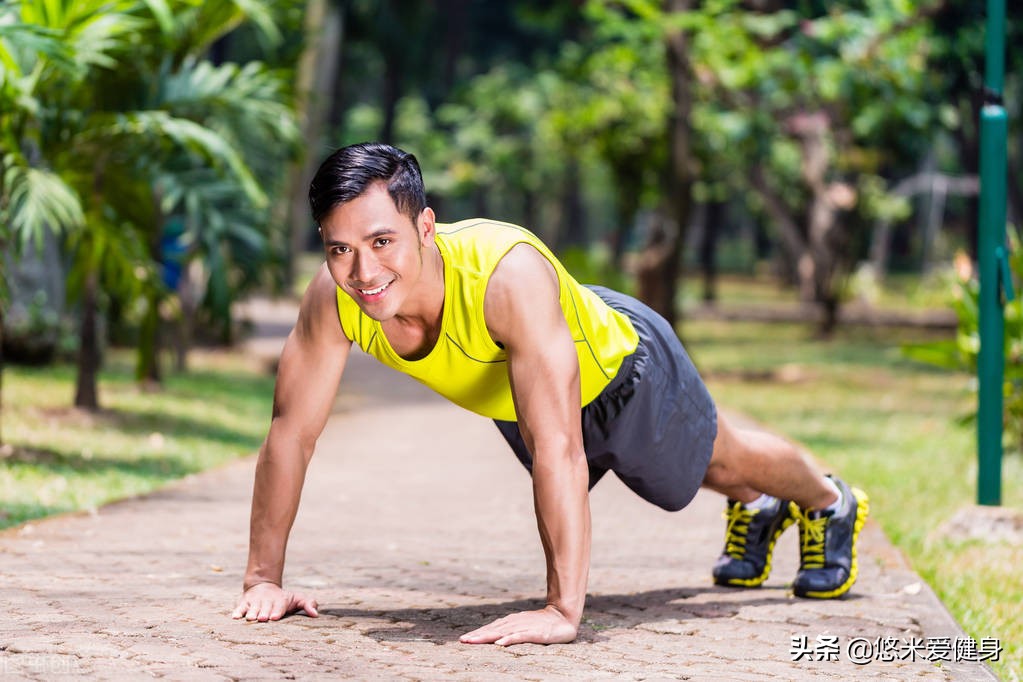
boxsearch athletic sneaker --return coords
[792,476,870,599]
[712,496,796,587]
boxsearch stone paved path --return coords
[0,299,1000,681]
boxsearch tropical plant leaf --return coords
[1,158,84,252]
[138,0,175,36]
[900,339,963,372]
[76,111,267,208]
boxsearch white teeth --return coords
[360,281,390,296]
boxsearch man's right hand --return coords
[231,582,319,622]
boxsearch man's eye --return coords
[375,238,391,247]
[332,246,350,255]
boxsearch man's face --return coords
[319,182,431,321]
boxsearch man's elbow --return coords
[531,434,587,469]
[265,418,319,464]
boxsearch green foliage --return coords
[1,161,84,252]
[558,245,633,295]
[2,0,301,392]
[903,235,1023,452]
[2,289,76,363]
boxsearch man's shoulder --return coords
[438,218,554,272]
[294,265,350,345]
[437,218,544,246]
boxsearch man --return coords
[231,142,869,646]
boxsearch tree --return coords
[661,0,695,329]
[675,0,940,334]
[10,0,299,408]
[553,4,669,265]
[1,1,87,441]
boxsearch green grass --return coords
[679,271,956,314]
[0,349,274,529]
[684,316,1021,681]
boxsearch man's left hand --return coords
[459,606,578,646]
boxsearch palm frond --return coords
[161,60,296,133]
[138,0,175,37]
[18,0,146,77]
[65,210,153,303]
[0,10,72,75]
[1,156,84,252]
[75,110,267,208]
[158,59,299,177]
[169,0,282,61]
[155,164,271,318]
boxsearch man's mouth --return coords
[356,280,393,298]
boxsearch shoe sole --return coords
[715,506,797,588]
[796,487,870,599]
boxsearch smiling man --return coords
[231,142,870,645]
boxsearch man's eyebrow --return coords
[324,228,400,247]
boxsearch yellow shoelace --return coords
[795,508,828,569]
[723,502,757,559]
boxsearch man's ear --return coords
[418,207,436,246]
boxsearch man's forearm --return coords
[243,430,313,589]
[531,445,591,624]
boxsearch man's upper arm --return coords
[484,244,581,451]
[271,264,351,454]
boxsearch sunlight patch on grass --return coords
[1,349,274,529]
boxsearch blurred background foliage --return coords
[2,0,1021,420]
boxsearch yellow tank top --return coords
[336,219,639,421]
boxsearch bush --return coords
[2,290,76,365]
[902,238,1023,453]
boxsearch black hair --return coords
[308,142,426,226]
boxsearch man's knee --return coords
[702,458,744,491]
[704,415,747,482]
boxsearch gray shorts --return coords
[494,285,717,512]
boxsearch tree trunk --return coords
[954,95,982,260]
[749,164,809,292]
[797,112,847,337]
[1008,164,1023,229]
[439,0,470,98]
[661,0,695,332]
[138,199,164,385]
[818,295,840,338]
[523,189,538,235]
[379,51,402,144]
[701,199,724,304]
[284,0,344,286]
[74,271,101,410]
[136,291,161,386]
[173,262,198,373]
[558,157,587,250]
[610,164,642,270]
[473,186,488,220]
[636,212,675,321]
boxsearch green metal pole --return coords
[977,0,1007,506]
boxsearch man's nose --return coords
[352,250,380,283]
